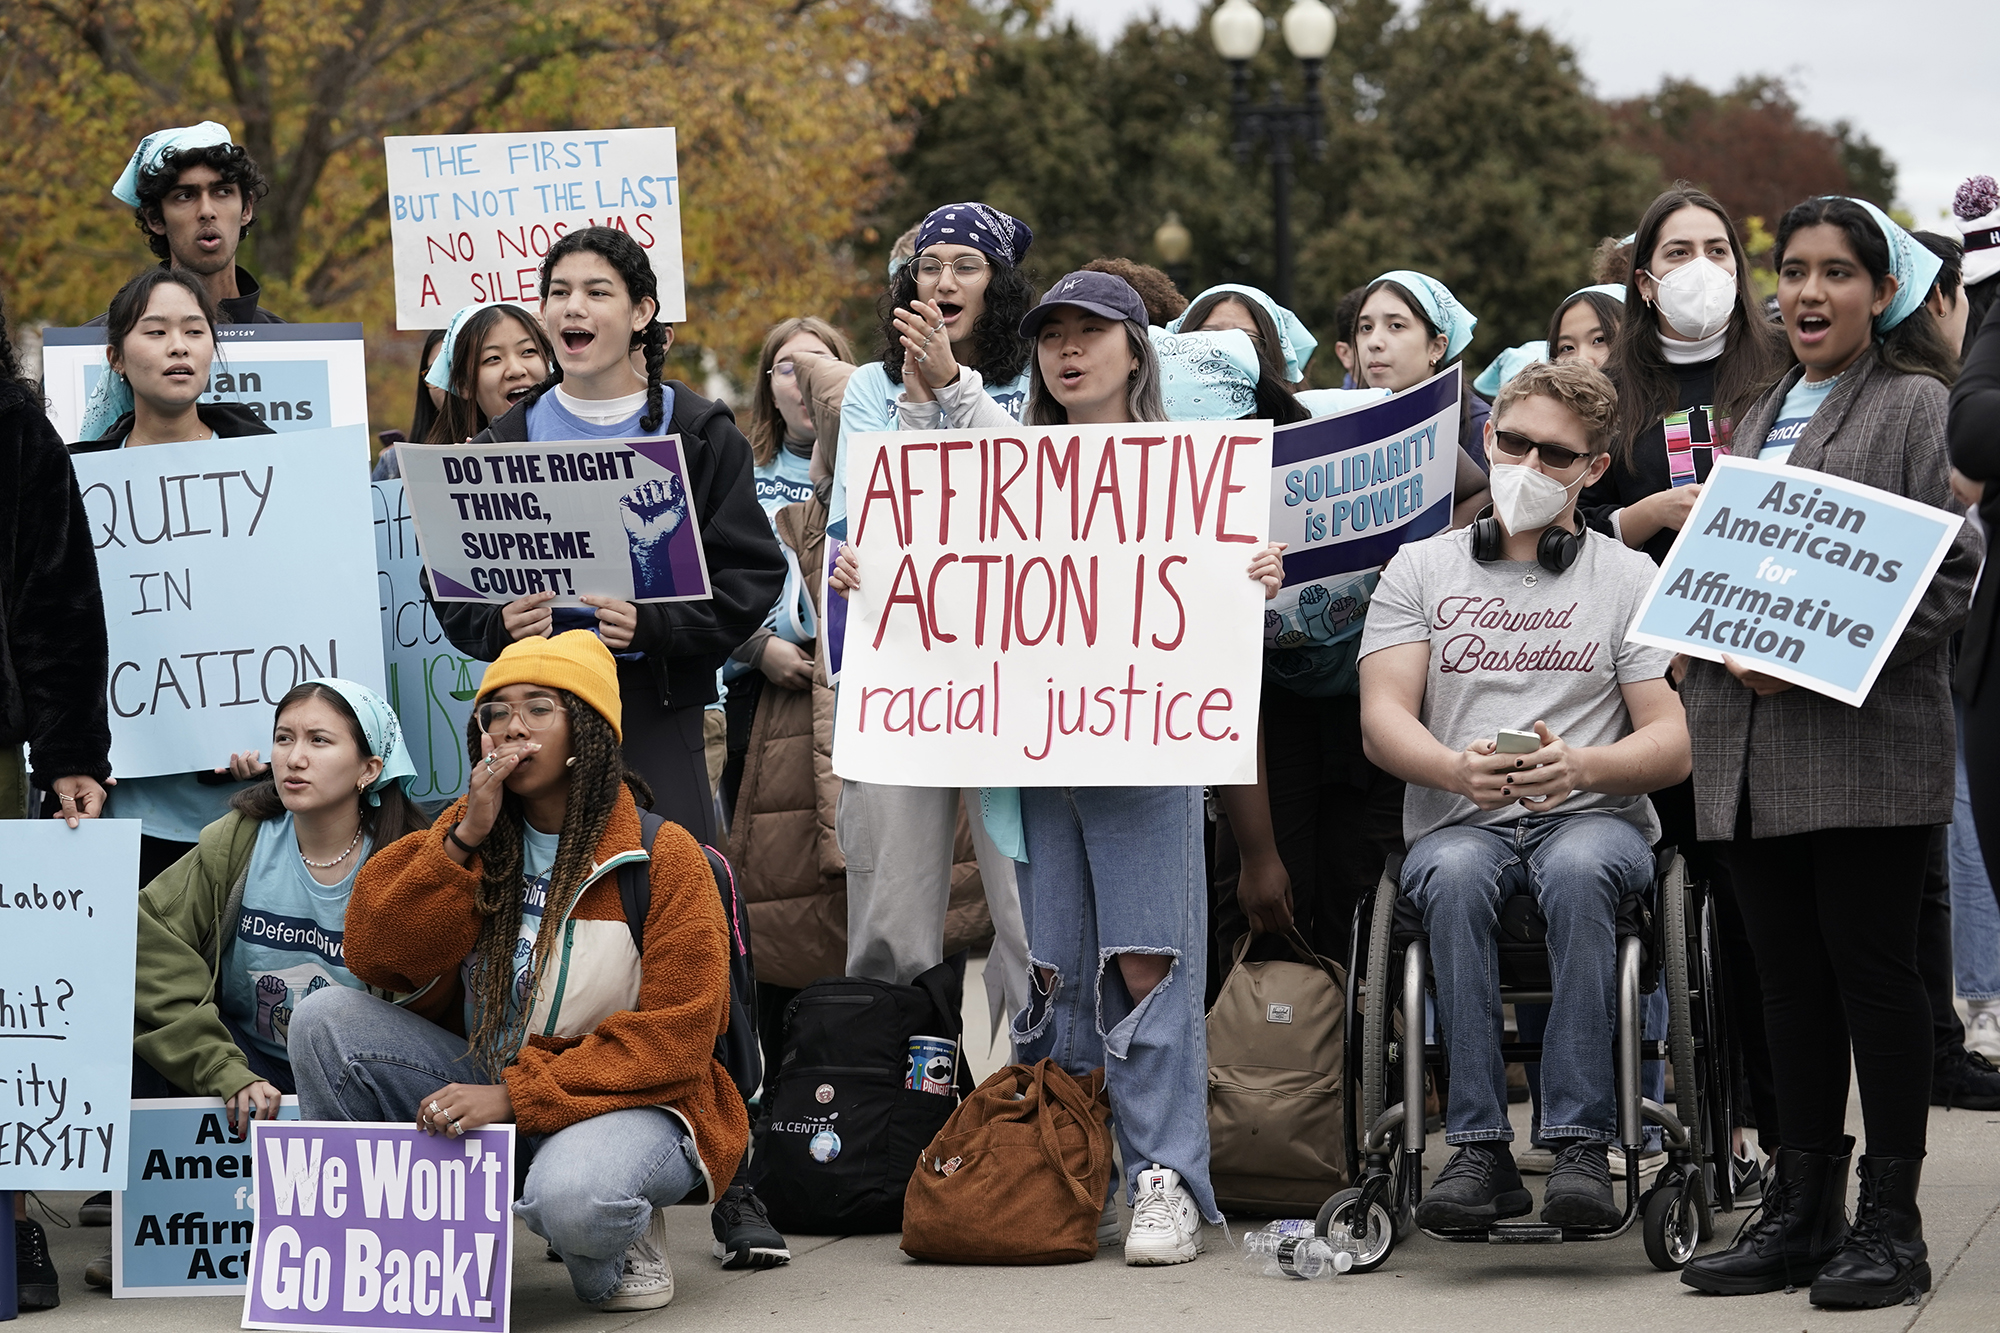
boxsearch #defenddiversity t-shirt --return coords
[1358,525,1673,847]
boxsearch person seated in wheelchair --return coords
[1357,360,1690,1232]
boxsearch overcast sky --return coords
[1049,0,1996,229]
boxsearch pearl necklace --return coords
[300,826,364,870]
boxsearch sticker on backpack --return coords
[815,1083,835,1103]
[1267,1003,1294,1024]
[810,1129,843,1163]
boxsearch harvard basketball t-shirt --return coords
[1359,524,1672,845]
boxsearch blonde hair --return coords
[746,316,855,467]
[1494,360,1619,453]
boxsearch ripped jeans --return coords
[1011,785,1218,1222]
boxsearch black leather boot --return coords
[1680,1138,1851,1294]
[1810,1156,1929,1309]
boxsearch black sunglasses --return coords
[1492,429,1592,471]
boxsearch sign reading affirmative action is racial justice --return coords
[399,440,712,605]
[242,1122,515,1333]
[1267,366,1460,654]
[374,481,485,805]
[832,423,1274,786]
[0,820,141,1190]
[1628,455,1964,706]
[71,427,386,779]
[114,1097,302,1297]
[39,324,369,446]
[384,127,685,329]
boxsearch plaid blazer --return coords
[1682,349,1982,841]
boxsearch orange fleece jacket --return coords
[344,792,747,1197]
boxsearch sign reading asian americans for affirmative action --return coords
[831,424,1273,787]
[1628,454,1963,706]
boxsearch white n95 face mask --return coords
[1647,256,1737,341]
[1489,461,1581,536]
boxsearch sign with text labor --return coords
[0,819,141,1190]
[113,1097,302,1297]
[1627,455,1963,706]
[242,1122,515,1333]
[38,324,370,446]
[384,127,684,328]
[374,481,486,806]
[71,427,385,779]
[1267,365,1459,652]
[832,424,1273,786]
[399,439,712,605]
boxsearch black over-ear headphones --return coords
[1470,505,1586,574]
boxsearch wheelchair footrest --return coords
[1487,1223,1564,1244]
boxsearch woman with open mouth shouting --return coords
[421,301,556,446]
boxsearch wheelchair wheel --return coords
[1642,1180,1701,1271]
[1318,1187,1397,1273]
[1661,858,1702,1165]
[1361,878,1398,1147]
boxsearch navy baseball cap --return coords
[1018,270,1149,337]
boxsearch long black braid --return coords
[535,226,670,433]
[460,690,654,1076]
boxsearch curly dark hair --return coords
[0,289,29,387]
[1775,197,1958,387]
[229,682,429,845]
[458,690,653,1076]
[134,142,271,262]
[878,259,1036,386]
[537,227,670,432]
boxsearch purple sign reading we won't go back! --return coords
[243,1122,515,1333]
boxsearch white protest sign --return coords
[39,325,369,445]
[373,481,484,805]
[1628,455,1964,705]
[72,427,387,779]
[831,424,1273,786]
[1267,366,1460,658]
[0,820,141,1190]
[400,439,713,605]
[384,128,684,329]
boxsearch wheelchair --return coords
[1320,845,1740,1273]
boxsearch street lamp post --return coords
[1210,0,1336,308]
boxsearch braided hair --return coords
[459,690,654,1076]
[536,227,670,433]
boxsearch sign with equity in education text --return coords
[384,127,685,328]
[1627,454,1964,706]
[831,423,1273,786]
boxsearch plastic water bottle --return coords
[1243,1230,1353,1279]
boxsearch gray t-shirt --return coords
[1358,525,1673,846]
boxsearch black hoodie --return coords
[73,400,276,453]
[430,379,785,710]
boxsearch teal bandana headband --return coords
[305,678,417,804]
[112,122,233,206]
[1168,284,1319,383]
[1150,327,1262,421]
[1841,197,1941,332]
[1373,270,1478,361]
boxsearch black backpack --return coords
[749,961,968,1234]
[615,809,761,1102]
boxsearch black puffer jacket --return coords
[0,380,111,785]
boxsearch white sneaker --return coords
[1606,1148,1667,1183]
[1516,1144,1557,1175]
[1967,1001,2000,1061]
[1124,1165,1203,1266]
[596,1208,674,1311]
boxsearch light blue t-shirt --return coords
[524,385,675,441]
[754,442,814,518]
[109,773,258,845]
[461,823,560,1038]
[218,812,372,1060]
[1759,374,1837,467]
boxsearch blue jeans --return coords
[1518,988,1666,1151]
[289,987,704,1304]
[1011,785,1217,1222]
[1402,813,1655,1146]
[1952,711,2000,999]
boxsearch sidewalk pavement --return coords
[18,957,2000,1332]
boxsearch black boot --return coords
[1680,1138,1851,1295]
[1810,1156,1929,1309]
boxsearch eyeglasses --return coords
[768,360,797,379]
[913,257,991,283]
[476,699,567,733]
[1492,430,1592,471]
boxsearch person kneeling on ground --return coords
[290,631,748,1312]
[1357,361,1690,1231]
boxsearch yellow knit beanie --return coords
[476,630,623,741]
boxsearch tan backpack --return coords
[1205,929,1348,1215]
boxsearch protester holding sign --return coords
[421,302,555,447]
[74,268,278,886]
[83,680,426,1289]
[290,631,750,1312]
[1356,270,1495,506]
[425,227,783,846]
[1678,198,1979,1310]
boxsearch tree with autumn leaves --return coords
[0,0,992,426]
